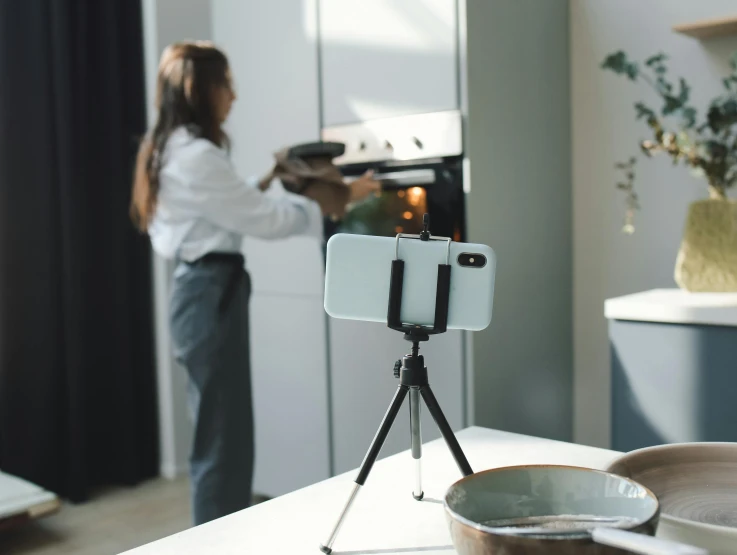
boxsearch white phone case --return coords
[324,234,496,331]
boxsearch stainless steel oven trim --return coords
[374,169,436,187]
[344,169,436,187]
[322,110,463,165]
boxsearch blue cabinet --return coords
[606,290,737,452]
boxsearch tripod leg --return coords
[320,385,409,554]
[420,385,473,477]
[409,388,424,500]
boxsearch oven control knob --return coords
[384,140,394,151]
[412,137,423,149]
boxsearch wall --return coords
[465,0,573,440]
[571,0,737,447]
[141,0,213,478]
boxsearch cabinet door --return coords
[329,318,465,474]
[213,0,321,172]
[212,0,325,298]
[212,0,330,496]
[239,180,325,298]
[319,0,459,126]
[250,294,331,496]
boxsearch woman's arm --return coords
[163,142,323,240]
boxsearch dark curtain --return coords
[0,0,158,501]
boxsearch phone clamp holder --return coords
[319,214,473,554]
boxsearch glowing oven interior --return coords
[339,186,427,237]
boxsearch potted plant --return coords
[602,50,737,292]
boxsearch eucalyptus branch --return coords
[614,158,639,234]
[601,48,737,208]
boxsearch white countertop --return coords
[605,288,737,326]
[122,427,619,555]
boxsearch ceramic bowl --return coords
[607,443,737,555]
[444,465,659,554]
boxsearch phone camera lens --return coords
[458,253,486,268]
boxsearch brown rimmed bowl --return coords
[444,464,660,554]
[607,443,737,555]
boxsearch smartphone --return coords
[324,234,496,331]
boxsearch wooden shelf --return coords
[673,15,737,39]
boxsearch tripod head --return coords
[419,213,431,241]
[403,328,428,360]
[403,327,429,343]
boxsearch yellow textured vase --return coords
[674,197,737,292]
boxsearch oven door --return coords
[325,158,465,242]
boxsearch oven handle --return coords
[344,169,436,188]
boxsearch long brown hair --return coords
[130,41,231,232]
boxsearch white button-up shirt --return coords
[149,127,323,262]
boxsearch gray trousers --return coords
[169,255,254,525]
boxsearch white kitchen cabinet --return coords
[328,318,465,474]
[212,0,325,297]
[212,0,331,496]
[242,236,325,296]
[319,0,459,126]
[238,184,325,297]
[212,0,321,173]
[250,294,331,496]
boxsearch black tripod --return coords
[319,216,473,554]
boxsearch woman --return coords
[130,41,378,525]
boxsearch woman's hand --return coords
[348,170,381,203]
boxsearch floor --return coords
[0,478,191,555]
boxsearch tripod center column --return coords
[409,388,424,501]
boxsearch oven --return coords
[321,110,466,241]
[319,110,468,475]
